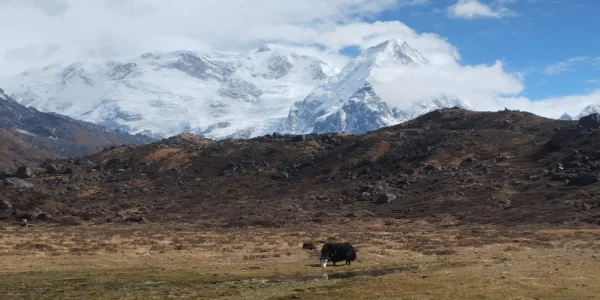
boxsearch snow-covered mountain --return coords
[280,39,470,135]
[575,105,600,120]
[5,39,471,139]
[559,113,573,121]
[559,105,600,121]
[4,45,335,139]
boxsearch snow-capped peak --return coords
[576,104,600,120]
[559,113,573,121]
[280,39,463,135]
[361,38,429,66]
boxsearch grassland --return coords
[1,220,600,299]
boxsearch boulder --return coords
[302,242,316,250]
[14,210,39,221]
[375,193,398,205]
[568,172,599,186]
[462,156,478,164]
[579,113,600,129]
[15,167,33,179]
[124,216,148,223]
[0,199,12,210]
[420,109,443,121]
[46,164,59,175]
[36,212,53,221]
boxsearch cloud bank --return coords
[0,0,598,120]
[448,0,515,19]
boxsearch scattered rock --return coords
[302,242,316,250]
[3,178,33,188]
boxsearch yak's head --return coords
[319,246,332,268]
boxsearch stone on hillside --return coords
[15,167,33,179]
[579,113,600,129]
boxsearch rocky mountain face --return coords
[2,108,600,228]
[5,39,470,139]
[0,88,154,171]
[280,39,470,135]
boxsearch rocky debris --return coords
[3,178,33,188]
[302,242,316,250]
[578,113,600,129]
[15,166,34,179]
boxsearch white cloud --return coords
[448,0,515,19]
[0,0,432,75]
[1,0,599,123]
[496,90,600,118]
[372,59,524,110]
[544,56,589,75]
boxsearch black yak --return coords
[319,242,357,268]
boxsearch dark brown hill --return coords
[2,108,600,228]
[0,88,155,171]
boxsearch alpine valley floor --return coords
[1,223,600,299]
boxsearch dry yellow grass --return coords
[1,222,599,299]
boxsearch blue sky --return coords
[372,0,600,100]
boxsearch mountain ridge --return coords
[0,87,154,171]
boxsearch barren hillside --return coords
[2,108,600,227]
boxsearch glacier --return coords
[4,46,336,139]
